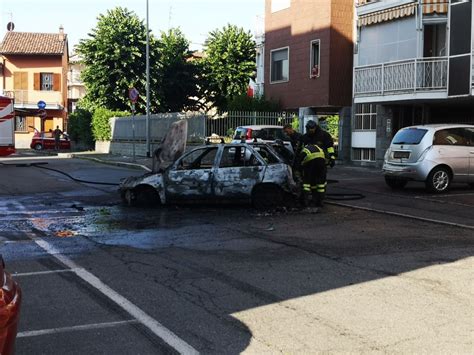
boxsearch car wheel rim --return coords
[433,171,448,191]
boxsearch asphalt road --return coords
[0,156,473,354]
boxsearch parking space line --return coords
[13,268,81,277]
[327,201,474,230]
[29,235,199,355]
[17,320,138,338]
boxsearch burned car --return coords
[119,142,298,209]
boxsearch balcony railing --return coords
[354,57,448,97]
[3,90,64,109]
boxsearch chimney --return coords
[59,25,64,41]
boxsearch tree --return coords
[158,28,199,112]
[76,7,162,113]
[68,108,94,148]
[203,24,256,110]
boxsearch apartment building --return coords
[0,27,69,148]
[353,0,474,166]
[68,52,86,114]
[262,0,354,127]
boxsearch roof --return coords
[0,31,67,55]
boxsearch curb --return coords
[74,155,152,172]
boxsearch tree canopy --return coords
[203,24,256,110]
[76,7,162,113]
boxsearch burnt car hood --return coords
[152,120,188,173]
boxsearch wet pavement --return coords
[1,151,473,354]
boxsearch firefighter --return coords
[283,124,303,153]
[301,120,336,206]
[296,142,326,207]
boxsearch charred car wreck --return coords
[119,142,299,209]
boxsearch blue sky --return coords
[1,0,264,52]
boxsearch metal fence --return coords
[205,111,296,137]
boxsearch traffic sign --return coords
[38,109,47,119]
[129,87,139,103]
[37,100,46,109]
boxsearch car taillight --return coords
[246,129,253,140]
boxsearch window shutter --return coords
[53,73,61,91]
[14,72,21,89]
[34,73,40,90]
[14,72,28,89]
[27,117,35,132]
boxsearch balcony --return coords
[354,57,449,103]
[2,90,64,110]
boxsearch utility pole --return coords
[145,0,151,157]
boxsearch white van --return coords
[383,124,474,193]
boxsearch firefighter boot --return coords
[312,191,324,207]
[302,190,312,208]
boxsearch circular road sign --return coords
[37,100,46,109]
[129,87,139,103]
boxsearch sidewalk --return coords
[71,151,153,172]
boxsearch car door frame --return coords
[164,146,219,203]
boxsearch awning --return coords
[358,2,417,27]
[422,0,448,15]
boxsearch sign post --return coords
[129,88,139,162]
[37,100,47,131]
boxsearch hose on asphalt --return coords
[326,179,366,201]
[29,162,120,186]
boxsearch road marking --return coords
[17,320,138,338]
[29,235,199,355]
[327,201,474,230]
[13,268,80,277]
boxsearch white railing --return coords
[3,90,64,107]
[354,57,448,97]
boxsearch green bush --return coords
[68,108,94,148]
[92,107,129,141]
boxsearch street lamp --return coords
[146,0,151,157]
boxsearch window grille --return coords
[15,116,28,132]
[41,73,53,91]
[352,148,375,161]
[354,104,377,130]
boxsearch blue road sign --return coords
[37,100,46,109]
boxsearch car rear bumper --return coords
[0,273,22,355]
[382,162,430,181]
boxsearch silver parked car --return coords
[120,142,298,208]
[383,124,474,192]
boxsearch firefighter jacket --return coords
[302,126,336,163]
[295,144,325,169]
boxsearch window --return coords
[352,148,375,162]
[393,128,428,145]
[433,128,471,146]
[310,40,320,78]
[41,73,54,91]
[354,104,377,130]
[220,147,261,168]
[13,72,28,90]
[177,148,217,170]
[15,116,28,132]
[271,47,289,83]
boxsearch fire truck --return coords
[0,95,15,156]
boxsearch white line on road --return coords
[327,201,474,230]
[30,236,199,355]
[13,268,81,277]
[17,320,138,338]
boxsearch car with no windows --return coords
[119,143,298,209]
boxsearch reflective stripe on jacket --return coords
[301,144,325,165]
